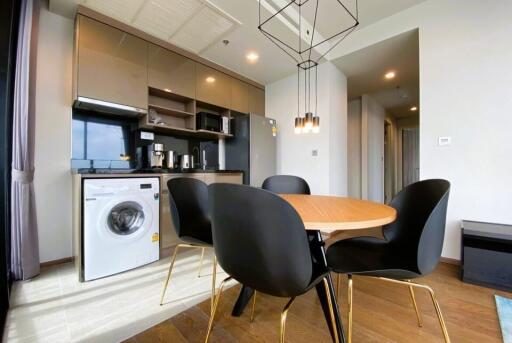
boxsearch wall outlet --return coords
[438,136,451,146]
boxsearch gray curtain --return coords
[11,0,40,280]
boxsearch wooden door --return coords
[147,44,196,99]
[77,16,148,109]
[195,63,230,108]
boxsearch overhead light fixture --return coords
[385,71,396,79]
[410,106,418,111]
[206,76,216,83]
[246,52,259,63]
[258,0,359,135]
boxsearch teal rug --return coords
[496,295,512,343]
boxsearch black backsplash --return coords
[71,109,218,169]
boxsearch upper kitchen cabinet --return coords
[230,78,249,113]
[196,64,230,109]
[248,85,265,116]
[147,44,195,99]
[75,16,148,111]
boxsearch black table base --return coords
[231,230,345,343]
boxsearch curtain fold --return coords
[11,0,40,280]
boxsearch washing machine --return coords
[82,177,160,281]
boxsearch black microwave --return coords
[196,112,229,133]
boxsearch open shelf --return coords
[148,103,194,118]
[196,129,233,139]
[196,100,230,118]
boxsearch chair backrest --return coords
[208,183,313,297]
[262,175,311,194]
[383,179,450,276]
[167,177,210,240]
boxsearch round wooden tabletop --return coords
[281,194,397,233]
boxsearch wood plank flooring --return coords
[126,263,509,342]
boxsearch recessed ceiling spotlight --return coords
[246,52,259,63]
[410,106,418,111]
[164,88,172,93]
[384,71,396,79]
[206,76,216,83]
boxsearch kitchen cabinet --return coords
[148,44,196,99]
[230,78,249,113]
[248,85,265,116]
[203,173,243,185]
[196,63,231,109]
[76,15,148,110]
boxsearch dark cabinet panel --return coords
[77,16,148,109]
[148,44,195,99]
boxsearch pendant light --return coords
[258,0,359,134]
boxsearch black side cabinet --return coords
[461,220,512,291]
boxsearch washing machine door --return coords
[107,201,145,236]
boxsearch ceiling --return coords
[49,0,427,85]
[332,29,419,118]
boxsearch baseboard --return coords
[440,257,460,265]
[40,257,74,268]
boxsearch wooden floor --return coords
[125,263,509,342]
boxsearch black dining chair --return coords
[262,175,311,194]
[326,179,451,343]
[160,178,217,311]
[206,183,338,343]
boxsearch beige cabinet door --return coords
[230,78,249,113]
[196,63,231,109]
[160,174,205,249]
[77,15,148,109]
[204,173,243,185]
[148,44,196,99]
[248,85,265,116]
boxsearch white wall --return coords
[266,62,348,195]
[361,95,385,203]
[347,99,361,198]
[34,6,74,262]
[331,0,512,259]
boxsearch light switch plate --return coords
[312,150,318,157]
[438,137,451,146]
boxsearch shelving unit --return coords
[140,87,233,139]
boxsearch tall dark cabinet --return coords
[0,0,19,335]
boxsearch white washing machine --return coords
[83,177,160,281]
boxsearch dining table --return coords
[231,194,397,343]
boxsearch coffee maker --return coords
[136,143,164,169]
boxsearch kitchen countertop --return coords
[73,168,244,175]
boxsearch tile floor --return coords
[3,248,232,343]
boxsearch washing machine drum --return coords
[107,201,145,236]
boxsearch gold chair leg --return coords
[205,276,233,343]
[250,291,257,322]
[323,278,340,343]
[336,273,341,301]
[280,297,296,343]
[426,286,450,343]
[347,275,353,343]
[198,247,206,277]
[374,277,451,343]
[408,282,423,327]
[211,255,217,315]
[160,244,181,306]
